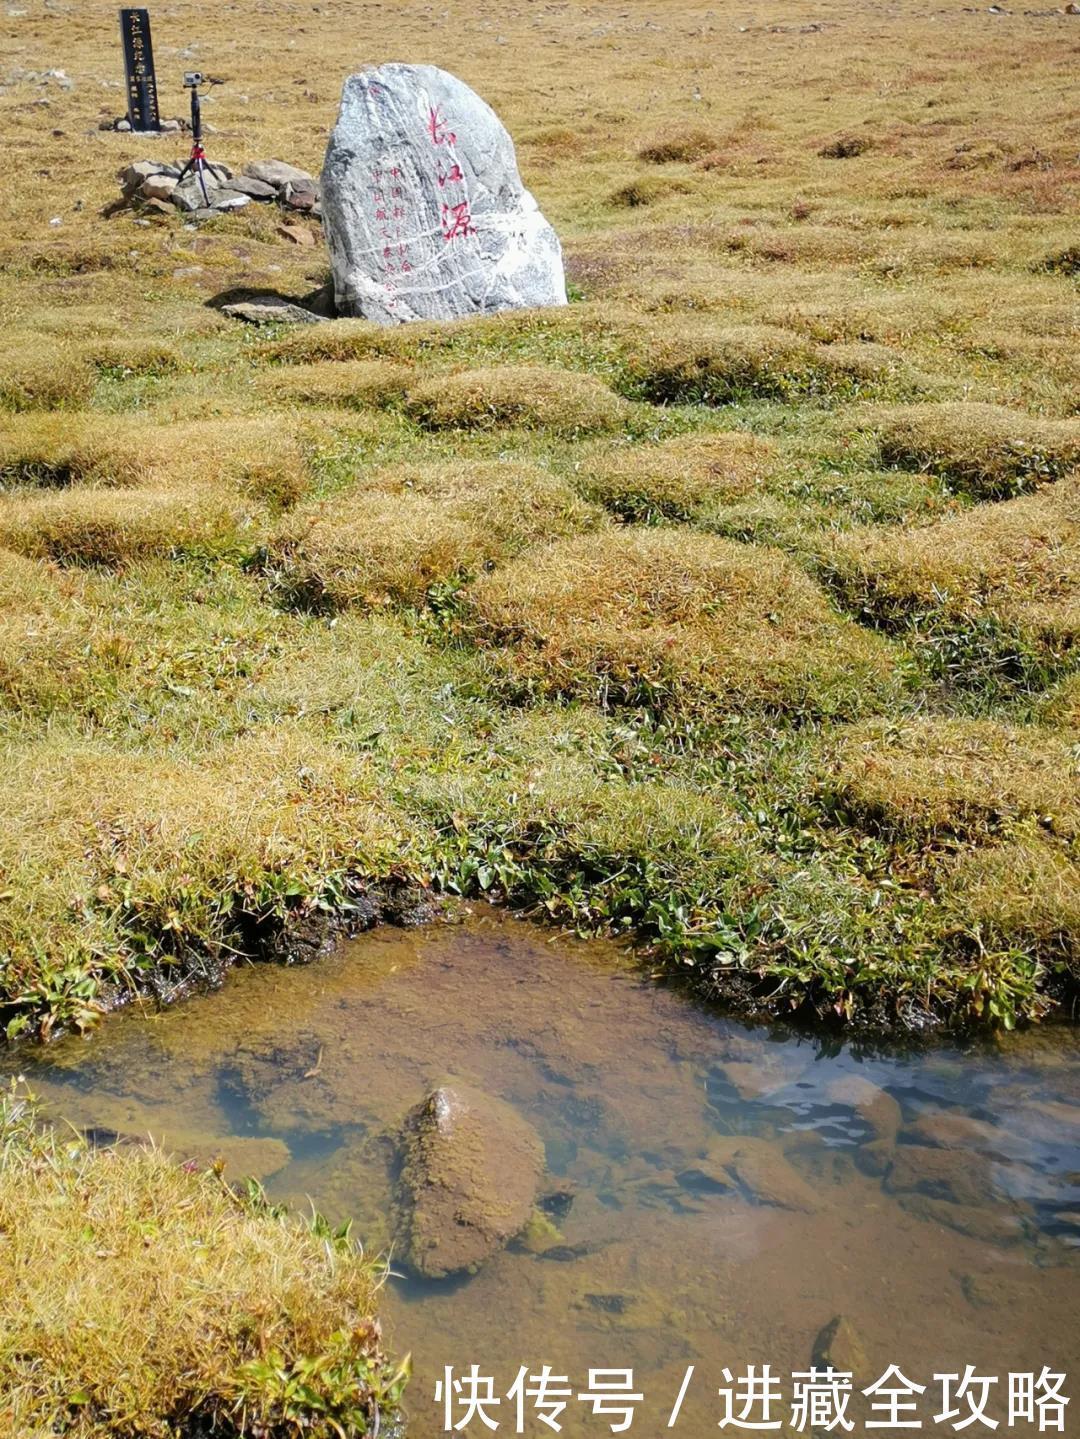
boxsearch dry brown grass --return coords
[945,838,1080,962]
[0,486,257,566]
[0,726,408,1029]
[824,474,1080,657]
[621,321,825,404]
[1037,674,1080,731]
[0,413,153,489]
[638,126,719,163]
[874,404,1080,498]
[80,336,184,376]
[0,336,96,412]
[263,459,602,610]
[405,365,631,435]
[0,548,119,710]
[0,1091,400,1438]
[0,414,310,509]
[575,431,778,521]
[467,527,896,716]
[257,358,411,410]
[828,717,1080,841]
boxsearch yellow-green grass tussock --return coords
[944,839,1080,967]
[619,321,922,406]
[0,1088,406,1439]
[256,357,412,410]
[262,459,602,610]
[404,364,631,435]
[827,717,1080,842]
[575,431,778,521]
[0,727,411,1037]
[873,403,1080,499]
[0,336,96,412]
[0,486,258,567]
[822,475,1080,675]
[467,527,897,717]
[0,413,311,510]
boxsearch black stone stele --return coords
[120,8,160,133]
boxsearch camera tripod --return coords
[175,75,223,206]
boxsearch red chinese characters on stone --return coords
[441,199,477,242]
[427,106,475,244]
[427,105,457,147]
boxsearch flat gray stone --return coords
[283,178,318,210]
[223,174,278,200]
[119,159,165,194]
[139,174,177,202]
[222,299,326,325]
[173,174,223,212]
[322,62,567,324]
[243,158,313,189]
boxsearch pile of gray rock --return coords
[116,158,320,222]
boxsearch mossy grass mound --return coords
[827,717,1080,842]
[0,335,96,411]
[873,402,1080,498]
[0,486,257,567]
[466,527,897,718]
[0,547,109,709]
[617,322,922,406]
[822,475,1080,682]
[945,838,1080,972]
[576,431,778,521]
[82,335,184,377]
[262,460,601,611]
[0,413,310,509]
[257,357,412,410]
[1036,673,1080,730]
[0,413,155,489]
[638,126,720,163]
[0,727,410,1037]
[404,365,631,435]
[0,1089,406,1437]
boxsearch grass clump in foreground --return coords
[0,1086,407,1438]
[262,460,601,611]
[873,403,1080,499]
[575,431,779,521]
[466,527,897,718]
[826,717,1080,842]
[404,364,632,435]
[0,414,311,511]
[0,727,412,1038]
[822,475,1080,691]
[0,487,257,567]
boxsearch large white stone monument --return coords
[321,63,568,324]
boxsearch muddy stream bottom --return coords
[6,909,1079,1435]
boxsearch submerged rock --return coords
[824,1073,902,1149]
[397,1084,544,1278]
[321,63,567,323]
[812,1313,869,1378]
[884,1144,990,1208]
[685,1135,819,1212]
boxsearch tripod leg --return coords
[195,157,211,208]
[176,156,194,184]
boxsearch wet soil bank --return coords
[4,907,1078,1436]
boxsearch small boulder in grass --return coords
[243,159,315,190]
[322,63,567,323]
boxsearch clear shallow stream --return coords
[4,908,1078,1435]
